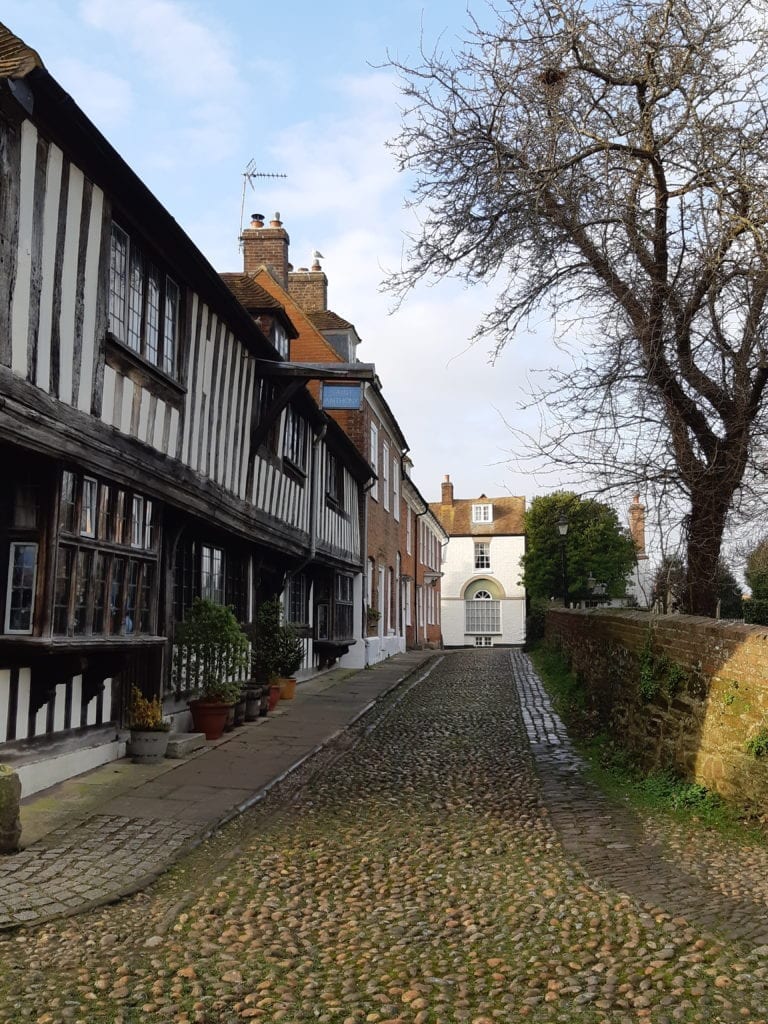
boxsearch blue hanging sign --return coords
[322,383,362,410]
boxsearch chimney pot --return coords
[441,475,454,506]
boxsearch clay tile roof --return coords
[220,273,298,337]
[307,309,355,331]
[429,495,526,537]
[0,23,43,78]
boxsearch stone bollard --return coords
[0,765,21,853]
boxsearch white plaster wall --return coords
[441,534,526,646]
[441,536,525,599]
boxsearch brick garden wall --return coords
[545,609,768,809]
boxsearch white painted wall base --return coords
[16,736,127,798]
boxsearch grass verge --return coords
[528,641,765,843]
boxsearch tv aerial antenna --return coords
[239,159,287,241]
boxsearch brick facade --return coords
[546,608,768,810]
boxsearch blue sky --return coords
[3,0,565,505]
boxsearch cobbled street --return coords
[2,649,768,1024]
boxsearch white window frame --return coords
[472,503,493,523]
[5,542,38,635]
[370,423,379,501]
[465,591,501,633]
[80,477,98,538]
[474,542,490,570]
[406,507,412,555]
[392,457,400,521]
[382,442,390,512]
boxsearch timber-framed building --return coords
[0,24,372,794]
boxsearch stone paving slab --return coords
[0,650,436,930]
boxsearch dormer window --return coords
[472,503,493,524]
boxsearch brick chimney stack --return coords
[629,494,647,558]
[241,212,290,289]
[441,474,454,506]
[288,260,328,312]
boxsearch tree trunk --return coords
[683,489,730,617]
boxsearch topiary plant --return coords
[174,598,249,699]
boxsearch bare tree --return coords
[386,0,768,615]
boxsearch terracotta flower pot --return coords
[267,683,281,712]
[189,699,232,740]
[277,676,297,700]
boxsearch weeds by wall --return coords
[545,609,768,811]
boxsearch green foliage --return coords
[638,629,688,702]
[521,491,637,605]
[243,597,283,682]
[746,728,768,758]
[127,687,169,731]
[744,598,768,626]
[746,538,768,601]
[276,622,305,677]
[174,598,249,698]
[525,598,548,643]
[715,560,744,619]
[531,642,757,839]
[528,642,591,736]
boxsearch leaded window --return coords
[283,406,307,474]
[109,223,180,377]
[5,542,38,634]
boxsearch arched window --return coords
[473,590,492,600]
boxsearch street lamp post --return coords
[557,514,569,608]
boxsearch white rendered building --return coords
[431,476,526,647]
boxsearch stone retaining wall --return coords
[545,609,768,809]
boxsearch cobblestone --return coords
[0,649,767,1023]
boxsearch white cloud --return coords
[77,0,245,160]
[53,58,134,127]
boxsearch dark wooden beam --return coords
[253,360,376,382]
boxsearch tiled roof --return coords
[0,23,43,78]
[220,273,297,337]
[430,495,526,536]
[307,309,354,331]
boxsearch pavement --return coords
[0,649,437,930]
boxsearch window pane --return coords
[144,500,154,551]
[110,557,126,634]
[53,547,74,635]
[98,484,111,540]
[163,277,179,375]
[13,480,39,529]
[125,560,139,634]
[92,553,109,634]
[139,563,153,633]
[7,543,37,633]
[109,225,128,341]
[60,471,76,533]
[114,490,126,544]
[73,550,92,635]
[131,495,144,548]
[288,573,307,624]
[81,478,97,537]
[127,246,145,352]
[145,265,161,365]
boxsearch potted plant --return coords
[127,686,171,764]
[275,622,304,700]
[175,599,249,740]
[243,597,283,713]
[365,604,381,634]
